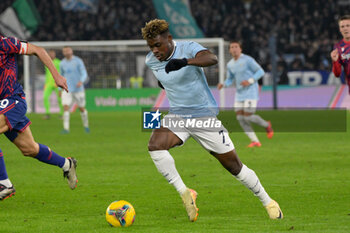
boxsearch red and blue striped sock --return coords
[35,144,66,168]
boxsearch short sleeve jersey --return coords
[225,54,264,101]
[145,41,218,117]
[60,56,88,93]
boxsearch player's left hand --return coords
[165,58,188,73]
[240,80,250,87]
[330,49,339,62]
[76,81,83,88]
[55,75,68,92]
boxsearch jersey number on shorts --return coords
[219,130,225,144]
[0,99,9,109]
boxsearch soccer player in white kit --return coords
[142,19,283,222]
[60,46,90,134]
[218,41,273,148]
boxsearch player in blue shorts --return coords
[142,19,283,222]
[0,36,78,201]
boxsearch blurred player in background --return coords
[43,50,63,119]
[142,19,283,222]
[217,41,273,148]
[60,46,89,134]
[331,15,350,93]
[0,36,78,200]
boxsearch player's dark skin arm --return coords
[165,49,218,73]
[148,127,183,151]
[188,50,218,67]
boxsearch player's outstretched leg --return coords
[244,115,274,139]
[12,128,78,190]
[34,144,78,190]
[62,110,70,134]
[236,164,283,219]
[236,115,261,147]
[148,128,198,221]
[79,109,89,133]
[0,149,15,200]
[149,150,198,221]
[213,150,283,219]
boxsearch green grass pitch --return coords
[1,111,349,232]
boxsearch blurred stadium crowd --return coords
[0,0,347,75]
[190,0,346,71]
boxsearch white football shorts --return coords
[61,90,86,108]
[162,114,235,154]
[234,99,257,113]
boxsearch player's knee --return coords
[230,163,243,176]
[20,147,37,157]
[243,115,252,122]
[216,151,242,176]
[236,114,244,121]
[18,143,39,157]
[222,160,242,176]
[148,141,168,151]
[147,143,161,151]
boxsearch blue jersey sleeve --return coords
[78,58,88,82]
[60,61,65,76]
[248,57,265,81]
[224,65,235,87]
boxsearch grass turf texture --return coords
[0,111,349,233]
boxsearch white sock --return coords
[0,179,12,187]
[236,115,259,142]
[235,164,272,206]
[246,132,259,143]
[80,110,89,128]
[149,150,187,195]
[245,115,269,128]
[62,158,70,172]
[63,111,70,131]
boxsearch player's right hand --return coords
[330,49,339,62]
[165,58,188,73]
[55,75,68,92]
[217,83,223,90]
[76,81,83,88]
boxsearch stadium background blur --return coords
[0,0,348,87]
[1,1,350,232]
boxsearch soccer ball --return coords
[105,200,136,227]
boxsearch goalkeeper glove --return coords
[165,58,188,73]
